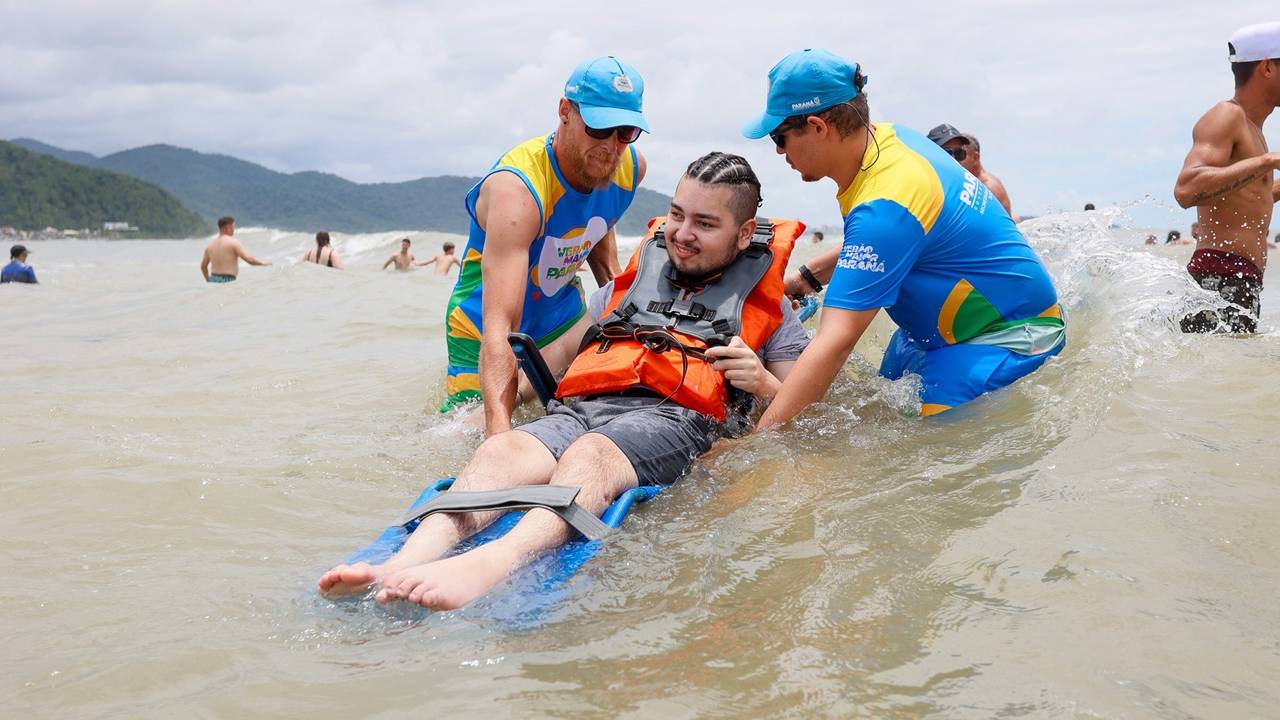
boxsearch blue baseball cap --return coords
[742,49,864,139]
[564,56,650,134]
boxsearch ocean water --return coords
[3,214,1279,718]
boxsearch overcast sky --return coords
[2,0,1277,232]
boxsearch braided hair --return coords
[682,152,763,224]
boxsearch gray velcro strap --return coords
[400,484,612,540]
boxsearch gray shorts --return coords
[515,395,721,486]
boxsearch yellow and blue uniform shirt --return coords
[825,123,1065,416]
[443,134,638,410]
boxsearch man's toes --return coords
[318,565,355,592]
[343,562,373,579]
[405,584,429,605]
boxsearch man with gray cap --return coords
[442,56,649,435]
[927,125,1016,219]
[1175,21,1280,333]
[1,245,38,284]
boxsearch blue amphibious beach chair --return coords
[343,333,662,591]
[346,294,821,594]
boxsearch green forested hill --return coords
[10,138,673,236]
[0,141,210,237]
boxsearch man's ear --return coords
[737,216,758,250]
[558,98,573,125]
[808,115,829,139]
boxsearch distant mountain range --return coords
[0,141,209,237]
[10,138,672,237]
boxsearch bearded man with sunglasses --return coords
[744,49,1066,424]
[442,56,649,435]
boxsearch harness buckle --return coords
[652,225,667,248]
[668,299,715,322]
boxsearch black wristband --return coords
[798,264,823,293]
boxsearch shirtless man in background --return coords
[200,216,272,283]
[383,237,417,271]
[960,133,1017,221]
[417,241,461,275]
[1175,21,1280,332]
[927,124,1018,220]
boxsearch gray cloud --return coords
[2,0,1276,231]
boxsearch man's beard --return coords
[569,148,623,190]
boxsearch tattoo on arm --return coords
[1188,170,1266,206]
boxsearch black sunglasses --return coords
[584,124,643,144]
[947,146,968,162]
[769,116,810,150]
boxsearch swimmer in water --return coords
[1,244,38,284]
[201,216,271,283]
[302,231,344,269]
[415,241,461,275]
[383,238,417,271]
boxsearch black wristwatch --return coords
[798,264,824,293]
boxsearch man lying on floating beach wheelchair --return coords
[319,152,811,610]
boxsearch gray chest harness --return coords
[581,220,777,359]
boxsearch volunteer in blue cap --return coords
[743,49,1066,425]
[443,56,649,435]
[1174,21,1280,334]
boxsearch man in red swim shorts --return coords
[1175,21,1280,333]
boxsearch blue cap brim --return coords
[578,104,651,134]
[742,110,787,140]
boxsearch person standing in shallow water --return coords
[927,125,1018,221]
[2,244,38,284]
[383,238,417,271]
[303,231,344,269]
[201,216,271,282]
[416,241,461,275]
[441,56,649,427]
[1175,21,1280,333]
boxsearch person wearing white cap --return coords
[1174,21,1280,333]
[441,56,650,432]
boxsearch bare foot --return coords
[317,562,388,597]
[319,515,475,598]
[375,546,517,610]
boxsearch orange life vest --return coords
[555,216,804,421]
